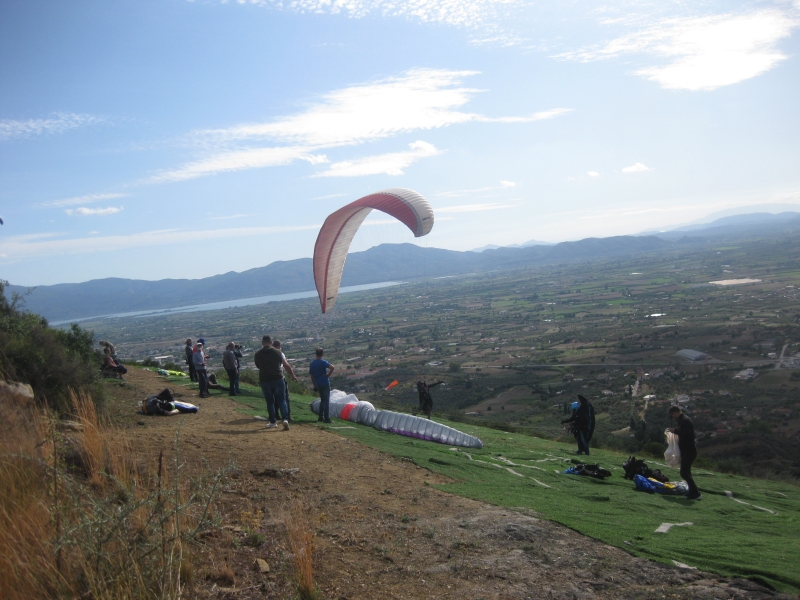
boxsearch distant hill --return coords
[6,235,671,322]
[470,238,555,252]
[640,211,800,239]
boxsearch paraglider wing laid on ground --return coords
[313,188,434,313]
[311,390,483,449]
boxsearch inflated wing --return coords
[313,188,434,313]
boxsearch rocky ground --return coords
[106,368,794,599]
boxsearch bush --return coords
[449,362,462,372]
[0,281,102,412]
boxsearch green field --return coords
[158,371,800,594]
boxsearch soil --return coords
[105,369,793,599]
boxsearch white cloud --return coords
[147,146,321,183]
[43,192,128,208]
[0,224,321,260]
[0,112,106,141]
[157,70,571,182]
[500,180,516,187]
[226,0,522,33]
[560,9,797,91]
[622,162,651,173]
[65,206,124,216]
[438,202,517,213]
[313,141,440,177]
[587,171,600,177]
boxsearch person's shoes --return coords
[265,422,278,429]
[686,493,702,500]
[317,417,324,422]
[282,420,290,431]
[574,450,584,455]
[323,419,332,424]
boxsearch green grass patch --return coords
[164,373,800,593]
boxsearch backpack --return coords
[622,456,669,482]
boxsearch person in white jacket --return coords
[193,340,210,398]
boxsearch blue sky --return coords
[1,0,799,285]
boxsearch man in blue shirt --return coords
[309,347,335,423]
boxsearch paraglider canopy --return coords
[313,188,434,313]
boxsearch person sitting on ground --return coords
[668,405,702,500]
[193,340,210,398]
[415,380,444,419]
[309,347,335,423]
[222,342,239,397]
[101,347,127,377]
[561,394,594,455]
[272,340,297,422]
[254,335,296,430]
[99,340,120,363]
[185,338,197,382]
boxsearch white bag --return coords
[664,430,681,469]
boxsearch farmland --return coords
[78,231,800,478]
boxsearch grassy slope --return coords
[162,373,800,593]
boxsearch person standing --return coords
[222,342,239,397]
[193,340,210,398]
[668,406,701,500]
[272,340,296,422]
[233,344,244,395]
[254,335,295,430]
[309,347,335,423]
[415,380,444,419]
[185,338,197,382]
[561,395,594,455]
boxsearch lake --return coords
[52,281,405,325]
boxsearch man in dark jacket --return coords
[669,406,701,500]
[415,380,444,419]
[254,335,296,430]
[561,395,593,455]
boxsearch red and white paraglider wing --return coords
[313,188,434,313]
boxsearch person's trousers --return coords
[260,379,289,424]
[225,368,239,396]
[318,384,331,420]
[282,378,292,420]
[188,361,197,382]
[680,449,699,496]
[574,429,590,455]
[197,369,209,397]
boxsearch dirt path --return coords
[106,369,790,599]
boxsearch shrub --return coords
[0,281,102,413]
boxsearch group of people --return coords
[562,394,701,501]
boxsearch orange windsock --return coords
[384,380,399,391]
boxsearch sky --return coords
[1,0,799,286]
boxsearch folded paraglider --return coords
[310,389,483,449]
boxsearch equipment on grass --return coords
[563,463,612,479]
[622,456,669,482]
[313,189,434,313]
[310,389,482,449]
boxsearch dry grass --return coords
[0,383,223,600]
[284,498,319,600]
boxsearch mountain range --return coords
[5,211,798,322]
